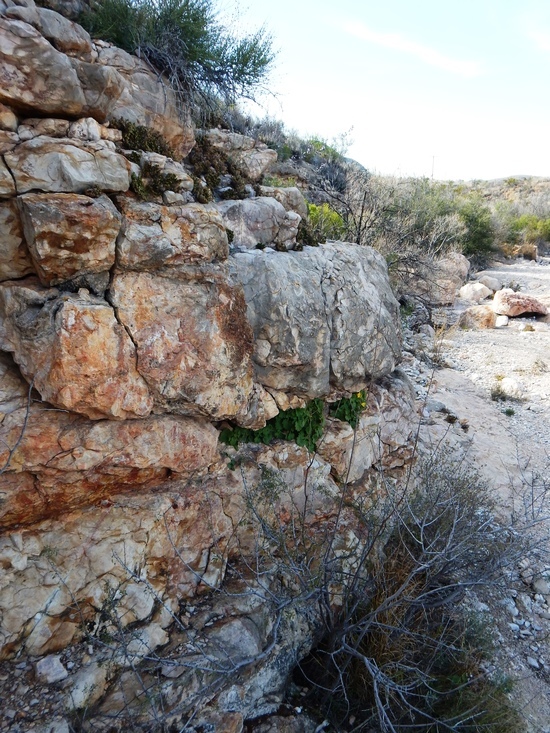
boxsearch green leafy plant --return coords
[328,390,367,429]
[219,398,325,453]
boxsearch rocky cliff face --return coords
[0,2,418,730]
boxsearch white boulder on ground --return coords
[477,274,501,292]
[499,377,525,400]
[459,282,492,303]
[457,305,497,329]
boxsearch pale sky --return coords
[234,0,550,181]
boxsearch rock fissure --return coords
[0,152,16,193]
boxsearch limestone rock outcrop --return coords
[18,192,121,285]
[0,362,219,532]
[116,198,228,270]
[205,129,277,181]
[0,199,34,280]
[318,373,416,482]
[0,6,194,157]
[0,17,87,115]
[230,243,402,397]
[109,269,255,420]
[4,136,131,194]
[258,185,309,220]
[216,196,301,250]
[0,280,154,419]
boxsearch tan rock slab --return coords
[18,192,121,285]
[35,7,92,55]
[88,46,195,158]
[0,103,18,132]
[0,481,235,656]
[0,279,153,419]
[457,304,498,329]
[0,18,86,116]
[116,198,228,270]
[68,117,102,142]
[5,136,130,194]
[17,117,70,140]
[0,157,16,198]
[205,129,277,181]
[69,58,126,122]
[0,130,19,153]
[0,199,34,281]
[0,403,219,529]
[109,270,254,420]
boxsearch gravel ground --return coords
[421,257,550,733]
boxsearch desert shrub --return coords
[295,218,318,249]
[459,197,495,258]
[111,118,174,157]
[510,213,550,243]
[297,453,522,732]
[307,202,345,243]
[130,162,180,199]
[186,134,251,200]
[302,137,342,165]
[80,0,275,117]
[263,175,297,188]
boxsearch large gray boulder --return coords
[258,185,309,220]
[230,242,402,397]
[204,129,277,181]
[216,197,300,250]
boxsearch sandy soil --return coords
[429,258,550,733]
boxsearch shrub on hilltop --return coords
[81,0,275,117]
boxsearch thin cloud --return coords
[342,21,481,77]
[528,28,550,52]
